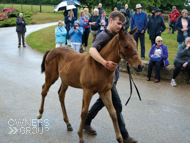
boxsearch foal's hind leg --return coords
[99,91,123,143]
[58,82,73,131]
[78,89,93,143]
[37,69,59,119]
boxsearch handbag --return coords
[150,56,162,62]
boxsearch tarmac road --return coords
[0,23,190,143]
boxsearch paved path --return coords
[0,23,190,143]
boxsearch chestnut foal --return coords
[37,27,143,143]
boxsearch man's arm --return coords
[89,47,118,71]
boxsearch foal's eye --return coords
[124,46,128,49]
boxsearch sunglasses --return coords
[157,40,162,42]
[185,13,188,14]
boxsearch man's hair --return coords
[94,8,99,12]
[108,11,126,23]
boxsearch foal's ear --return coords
[129,26,138,36]
[119,27,125,39]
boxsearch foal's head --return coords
[117,26,143,72]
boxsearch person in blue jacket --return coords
[55,20,67,48]
[95,10,108,34]
[175,9,190,48]
[69,20,83,53]
[131,4,148,60]
[79,10,91,51]
[64,11,76,46]
[147,36,170,83]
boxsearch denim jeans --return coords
[178,35,188,49]
[85,82,129,139]
[134,33,145,58]
[169,21,176,33]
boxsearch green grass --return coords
[26,25,178,65]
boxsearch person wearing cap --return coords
[89,8,99,43]
[120,9,130,32]
[55,20,67,48]
[124,4,131,19]
[168,6,180,34]
[148,7,166,45]
[69,20,83,53]
[65,10,76,46]
[98,3,104,16]
[95,10,108,34]
[131,4,148,60]
[175,9,190,48]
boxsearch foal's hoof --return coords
[67,123,73,131]
[37,114,42,119]
[79,140,85,143]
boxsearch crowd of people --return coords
[15,3,190,87]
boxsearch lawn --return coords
[26,25,178,65]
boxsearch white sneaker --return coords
[171,80,177,86]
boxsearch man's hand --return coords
[174,15,176,17]
[102,23,106,26]
[106,61,118,71]
[182,62,188,68]
[22,21,24,23]
[141,30,144,33]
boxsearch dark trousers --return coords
[17,31,25,46]
[147,59,163,80]
[151,39,155,46]
[169,21,176,34]
[134,33,145,58]
[85,82,129,139]
[172,62,190,79]
[82,28,89,47]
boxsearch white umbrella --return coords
[54,1,78,11]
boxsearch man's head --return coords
[94,8,99,15]
[19,13,23,18]
[107,11,126,33]
[135,4,142,13]
[125,4,128,9]
[101,10,106,18]
[84,8,88,14]
[172,6,176,11]
[98,3,102,9]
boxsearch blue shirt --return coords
[131,11,148,33]
[91,29,119,82]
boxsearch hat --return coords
[172,6,176,9]
[135,4,142,9]
[74,20,80,25]
[120,9,126,16]
[152,7,162,13]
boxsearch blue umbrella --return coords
[54,0,80,11]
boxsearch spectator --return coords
[95,10,108,34]
[89,8,99,43]
[168,6,180,34]
[79,10,91,51]
[148,7,166,46]
[171,37,190,86]
[175,9,190,48]
[131,4,148,60]
[114,7,118,11]
[98,3,104,16]
[147,36,169,83]
[84,8,91,18]
[120,9,130,32]
[69,20,83,53]
[65,11,76,46]
[16,13,26,48]
[124,4,131,19]
[63,10,70,17]
[158,11,163,18]
[55,20,67,48]
[73,8,78,19]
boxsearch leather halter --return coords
[117,35,138,60]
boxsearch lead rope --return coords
[125,64,141,106]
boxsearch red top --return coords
[84,18,89,28]
[169,9,180,22]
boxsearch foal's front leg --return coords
[99,90,123,143]
[78,89,93,143]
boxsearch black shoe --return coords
[154,79,160,83]
[83,125,97,135]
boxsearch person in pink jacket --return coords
[168,6,180,34]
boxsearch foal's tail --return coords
[41,50,51,73]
